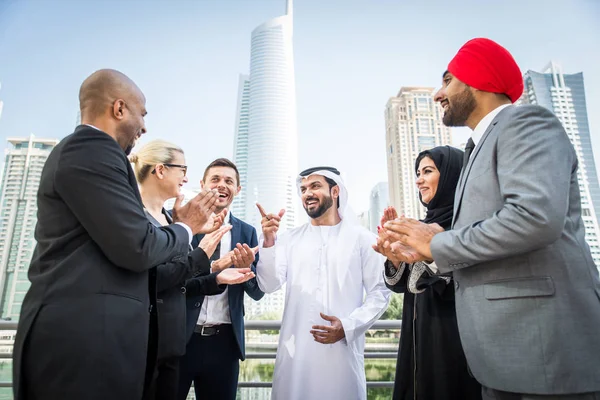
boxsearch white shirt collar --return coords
[83,123,101,131]
[224,209,231,225]
[472,104,511,146]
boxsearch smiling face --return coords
[202,166,241,213]
[415,156,440,205]
[117,90,147,155]
[434,71,477,127]
[299,174,339,219]
[153,151,188,199]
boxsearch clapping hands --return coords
[372,206,430,264]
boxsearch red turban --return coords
[447,38,523,103]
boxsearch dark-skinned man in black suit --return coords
[13,69,222,400]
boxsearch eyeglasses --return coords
[152,163,187,176]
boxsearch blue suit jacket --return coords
[185,213,264,360]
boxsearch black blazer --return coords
[185,213,264,360]
[146,209,225,359]
[13,126,190,400]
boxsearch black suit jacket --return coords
[185,213,264,360]
[147,209,225,360]
[13,126,190,400]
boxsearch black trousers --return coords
[177,325,240,400]
[144,356,180,400]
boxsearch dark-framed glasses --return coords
[152,163,187,176]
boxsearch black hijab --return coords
[414,145,464,230]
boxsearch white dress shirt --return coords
[197,211,232,326]
[472,104,511,147]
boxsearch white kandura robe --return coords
[257,222,391,400]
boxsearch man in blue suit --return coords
[177,158,264,400]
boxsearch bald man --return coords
[13,69,220,400]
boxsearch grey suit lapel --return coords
[452,119,500,227]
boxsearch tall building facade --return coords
[521,62,600,264]
[357,211,370,230]
[384,87,452,219]
[0,135,58,319]
[368,182,389,234]
[241,0,298,232]
[231,74,250,220]
[235,0,297,318]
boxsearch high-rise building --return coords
[384,87,452,219]
[241,0,298,232]
[0,135,58,319]
[231,74,250,221]
[368,182,389,234]
[236,0,297,319]
[357,211,370,230]
[521,62,600,265]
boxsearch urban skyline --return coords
[0,135,58,320]
[384,87,453,220]
[241,0,298,233]
[1,0,598,215]
[237,0,297,318]
[521,62,600,266]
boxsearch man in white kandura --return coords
[256,166,390,400]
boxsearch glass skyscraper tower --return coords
[521,62,600,266]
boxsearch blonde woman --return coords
[129,140,255,400]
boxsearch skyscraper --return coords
[231,74,250,221]
[235,0,298,319]
[241,0,298,232]
[0,135,58,319]
[368,182,389,234]
[384,87,452,219]
[521,62,600,265]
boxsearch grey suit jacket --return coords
[431,104,600,395]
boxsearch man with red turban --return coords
[381,38,600,399]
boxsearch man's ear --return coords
[113,99,126,120]
[332,185,340,200]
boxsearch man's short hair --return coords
[203,158,240,186]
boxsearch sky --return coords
[1,0,599,213]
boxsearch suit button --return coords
[194,302,201,308]
[454,280,459,290]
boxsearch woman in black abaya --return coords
[381,145,481,400]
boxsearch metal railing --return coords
[0,319,401,389]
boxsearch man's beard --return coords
[304,194,334,219]
[118,122,140,155]
[124,143,134,155]
[442,87,477,127]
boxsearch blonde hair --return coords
[128,139,184,184]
